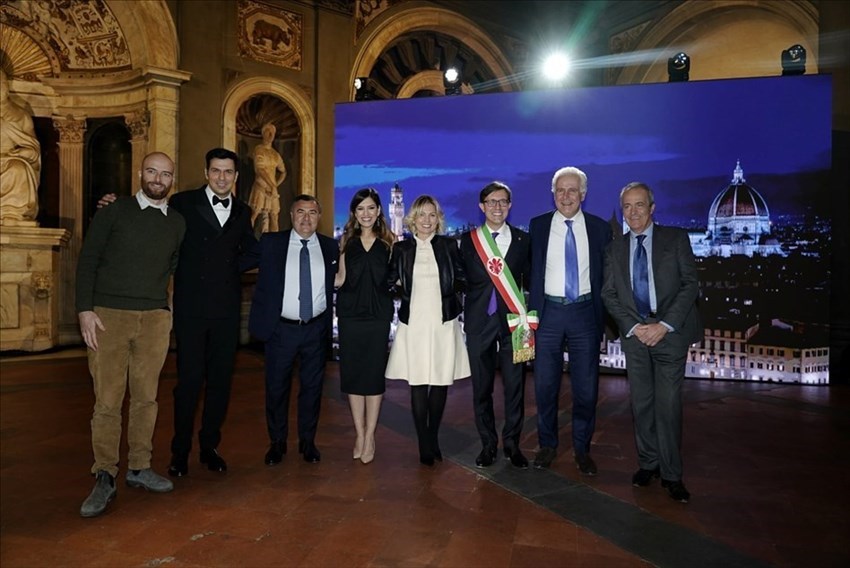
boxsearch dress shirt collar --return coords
[413,232,436,245]
[554,208,584,225]
[136,190,168,215]
[205,185,232,207]
[629,222,655,240]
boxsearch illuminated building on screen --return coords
[689,160,784,258]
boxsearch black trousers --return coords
[466,313,526,451]
[263,317,328,444]
[171,315,240,457]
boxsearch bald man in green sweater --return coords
[76,152,186,518]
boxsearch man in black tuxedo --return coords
[528,166,612,472]
[248,194,338,465]
[602,182,702,503]
[167,148,257,477]
[460,182,531,469]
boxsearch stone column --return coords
[143,67,192,183]
[52,117,87,343]
[125,110,149,194]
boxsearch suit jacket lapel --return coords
[196,189,222,232]
[617,233,637,312]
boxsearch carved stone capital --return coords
[124,110,149,139]
[52,117,86,143]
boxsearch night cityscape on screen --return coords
[334,75,832,384]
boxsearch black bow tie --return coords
[212,196,230,208]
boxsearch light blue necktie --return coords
[633,234,651,318]
[564,220,579,301]
[487,232,499,315]
[299,239,312,322]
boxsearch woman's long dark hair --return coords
[340,187,396,253]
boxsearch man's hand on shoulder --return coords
[78,311,106,351]
[97,193,118,209]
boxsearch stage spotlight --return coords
[443,66,462,95]
[543,52,571,82]
[781,44,806,76]
[667,52,690,82]
[354,76,372,101]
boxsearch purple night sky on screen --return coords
[333,75,831,231]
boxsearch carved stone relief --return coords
[355,0,402,42]
[0,0,131,72]
[237,0,302,71]
[607,21,651,85]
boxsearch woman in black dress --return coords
[335,188,396,464]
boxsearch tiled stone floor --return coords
[1,348,848,567]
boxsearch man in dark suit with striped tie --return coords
[248,194,339,465]
[602,182,702,503]
[528,166,612,472]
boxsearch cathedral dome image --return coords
[707,160,771,244]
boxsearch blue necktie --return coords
[487,232,499,315]
[299,239,312,322]
[633,234,651,319]
[564,220,579,301]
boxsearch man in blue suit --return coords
[248,194,338,465]
[528,166,612,472]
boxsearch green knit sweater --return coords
[75,196,186,312]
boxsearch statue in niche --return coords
[249,122,287,233]
[0,69,41,225]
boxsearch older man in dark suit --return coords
[248,194,338,465]
[167,148,257,477]
[528,166,612,472]
[460,181,531,469]
[602,182,702,503]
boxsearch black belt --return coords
[544,293,592,305]
[280,313,323,325]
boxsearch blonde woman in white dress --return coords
[385,195,470,466]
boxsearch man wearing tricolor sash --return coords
[460,182,533,469]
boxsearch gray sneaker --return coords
[80,470,116,518]
[125,468,174,493]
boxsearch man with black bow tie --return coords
[166,148,257,477]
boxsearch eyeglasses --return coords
[483,199,510,208]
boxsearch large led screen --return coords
[334,75,832,384]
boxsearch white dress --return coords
[385,234,471,386]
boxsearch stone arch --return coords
[222,77,316,197]
[351,5,517,99]
[396,70,444,98]
[107,0,179,69]
[615,0,819,85]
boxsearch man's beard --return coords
[142,181,169,201]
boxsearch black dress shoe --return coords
[661,479,690,503]
[503,447,529,469]
[200,448,227,472]
[533,446,557,469]
[300,441,321,463]
[264,440,286,466]
[419,454,435,466]
[475,447,497,468]
[575,454,598,476]
[167,455,188,478]
[632,467,660,487]
[433,448,443,462]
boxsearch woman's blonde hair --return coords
[404,194,445,236]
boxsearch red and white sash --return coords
[470,227,538,362]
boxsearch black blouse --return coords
[336,238,394,320]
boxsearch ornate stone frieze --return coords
[355,0,401,42]
[607,21,651,84]
[0,0,131,73]
[237,0,303,71]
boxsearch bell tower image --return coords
[390,182,405,239]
